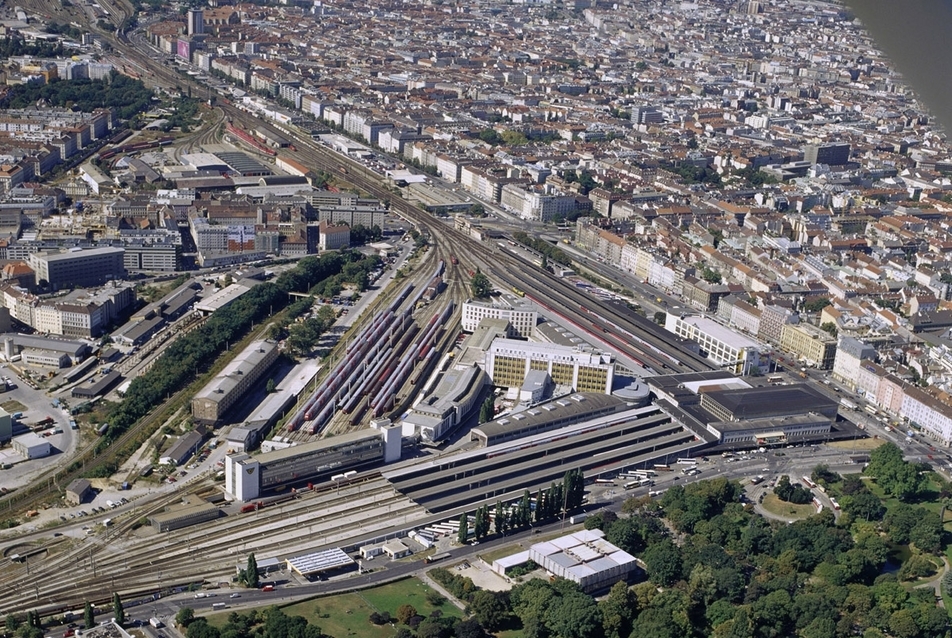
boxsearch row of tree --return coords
[0,71,154,120]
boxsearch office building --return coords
[187,9,204,36]
[29,248,126,291]
[803,142,850,166]
[485,338,615,394]
[779,323,837,369]
[462,299,538,338]
[664,314,762,375]
[0,407,10,442]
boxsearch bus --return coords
[594,478,615,485]
[767,375,783,384]
[212,603,227,610]
[424,552,451,564]
[864,405,878,416]
[801,476,817,489]
[653,464,673,472]
[676,458,697,466]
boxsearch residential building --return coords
[779,323,837,369]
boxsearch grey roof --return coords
[701,384,838,420]
[837,336,876,359]
[72,370,123,398]
[0,333,89,357]
[472,393,628,441]
[66,478,91,494]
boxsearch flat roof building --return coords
[194,283,253,315]
[706,413,832,446]
[191,340,278,424]
[527,529,638,593]
[780,322,837,370]
[699,384,839,422]
[0,407,10,443]
[286,548,354,579]
[29,247,126,291]
[486,338,614,394]
[462,299,538,338]
[12,432,50,459]
[225,425,402,501]
[664,314,762,375]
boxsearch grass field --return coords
[760,493,817,520]
[1,400,27,413]
[281,578,462,637]
[827,438,886,451]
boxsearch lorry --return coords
[261,585,274,592]
[150,618,163,628]
[839,397,857,411]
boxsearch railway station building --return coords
[485,338,614,394]
[225,425,402,501]
[401,364,487,443]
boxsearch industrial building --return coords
[12,432,50,459]
[524,529,637,593]
[71,370,123,399]
[150,496,220,532]
[65,478,93,505]
[664,314,762,375]
[485,338,614,394]
[191,340,279,424]
[159,430,205,466]
[402,364,487,443]
[28,247,126,290]
[461,299,538,338]
[0,407,10,443]
[194,283,253,315]
[225,424,402,501]
[0,333,90,365]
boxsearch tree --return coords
[478,396,494,424]
[843,492,885,522]
[865,443,925,500]
[244,553,260,588]
[470,270,492,298]
[654,311,667,324]
[458,511,469,545]
[84,602,95,630]
[395,604,418,625]
[820,322,838,338]
[643,539,683,586]
[468,590,509,631]
[909,512,943,553]
[599,581,635,638]
[5,614,21,635]
[112,593,124,626]
[175,607,195,629]
[265,378,276,393]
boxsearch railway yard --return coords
[0,1,885,619]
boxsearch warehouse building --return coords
[159,429,205,466]
[402,364,487,443]
[461,299,538,338]
[150,496,220,532]
[194,283,253,315]
[66,478,93,505]
[520,529,637,593]
[0,407,10,443]
[12,432,50,459]
[0,334,90,365]
[191,340,279,424]
[225,424,402,501]
[485,338,615,394]
[71,370,123,399]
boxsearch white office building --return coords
[462,299,538,338]
[664,314,762,375]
